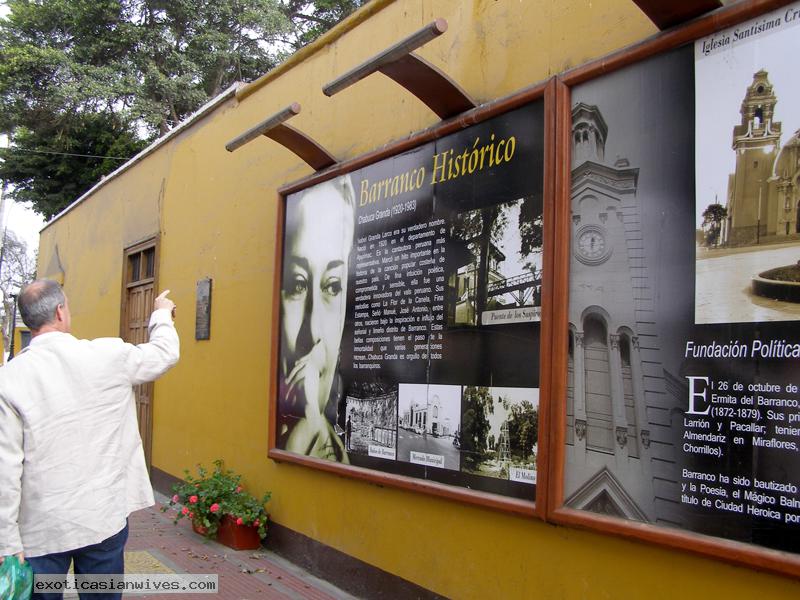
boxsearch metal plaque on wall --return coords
[195,278,212,340]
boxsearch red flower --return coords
[235,486,242,493]
[171,494,179,503]
[188,512,194,519]
[236,517,243,526]
[189,495,198,504]
[209,503,220,513]
[181,507,189,515]
[253,519,260,527]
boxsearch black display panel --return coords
[564,2,800,554]
[275,102,544,501]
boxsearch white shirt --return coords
[0,308,179,557]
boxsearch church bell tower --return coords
[726,70,782,245]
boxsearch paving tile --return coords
[121,500,356,600]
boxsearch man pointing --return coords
[0,279,179,599]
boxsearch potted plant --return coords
[217,490,271,550]
[163,460,270,549]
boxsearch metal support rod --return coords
[323,19,448,97]
[225,103,301,153]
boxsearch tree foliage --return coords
[503,399,538,461]
[0,0,365,218]
[701,203,728,248]
[134,0,291,132]
[0,115,147,220]
[461,385,493,468]
[0,228,37,350]
[451,202,512,325]
[281,0,367,49]
[518,195,544,257]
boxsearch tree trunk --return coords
[475,206,498,326]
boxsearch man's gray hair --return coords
[18,279,65,331]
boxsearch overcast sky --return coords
[0,134,45,257]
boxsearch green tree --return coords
[518,195,544,258]
[0,115,146,219]
[451,203,513,326]
[0,0,362,219]
[281,0,367,49]
[460,386,493,468]
[506,400,538,461]
[134,0,290,133]
[701,203,728,248]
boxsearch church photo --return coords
[695,13,800,324]
[564,47,694,526]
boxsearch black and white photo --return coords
[447,199,542,328]
[459,386,538,484]
[276,175,356,463]
[397,383,461,471]
[565,47,694,525]
[343,381,398,460]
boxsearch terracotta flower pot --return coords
[191,519,209,536]
[216,515,262,550]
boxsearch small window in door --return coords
[145,248,155,279]
[129,253,141,282]
[127,246,156,284]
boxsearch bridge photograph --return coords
[448,198,543,327]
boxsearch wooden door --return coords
[122,241,158,471]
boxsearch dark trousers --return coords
[27,522,129,600]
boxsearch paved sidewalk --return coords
[117,495,357,600]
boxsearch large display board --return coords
[562,1,800,559]
[275,101,545,502]
[269,0,800,575]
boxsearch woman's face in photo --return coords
[281,182,353,408]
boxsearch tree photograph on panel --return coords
[459,386,538,483]
[447,197,542,328]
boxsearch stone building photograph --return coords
[564,48,694,527]
[695,16,800,324]
[397,383,461,470]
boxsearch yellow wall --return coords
[39,146,173,339]
[37,1,800,598]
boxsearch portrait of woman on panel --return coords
[277,175,355,463]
